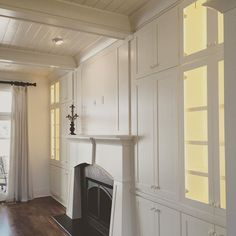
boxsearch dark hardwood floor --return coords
[0,197,67,236]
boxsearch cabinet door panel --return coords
[135,23,155,78]
[136,78,156,192]
[60,73,73,103]
[215,226,226,236]
[182,214,214,236]
[157,203,181,236]
[136,197,157,236]
[157,70,179,200]
[158,7,179,71]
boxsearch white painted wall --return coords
[27,77,50,198]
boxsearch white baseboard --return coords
[33,188,50,198]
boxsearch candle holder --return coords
[66,104,79,135]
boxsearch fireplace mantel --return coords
[66,134,135,236]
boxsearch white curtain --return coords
[7,86,33,202]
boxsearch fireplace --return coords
[65,135,135,236]
[81,164,113,236]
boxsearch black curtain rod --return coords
[0,80,36,87]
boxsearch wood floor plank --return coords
[0,197,67,236]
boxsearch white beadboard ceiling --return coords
[0,16,104,57]
[59,0,150,15]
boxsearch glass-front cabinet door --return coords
[184,65,210,205]
[181,0,224,60]
[182,57,226,213]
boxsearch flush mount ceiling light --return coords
[52,37,64,46]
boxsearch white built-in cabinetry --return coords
[136,196,181,236]
[50,72,74,206]
[133,1,226,236]
[182,214,226,236]
[135,68,179,201]
[133,7,179,79]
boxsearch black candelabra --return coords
[66,104,79,135]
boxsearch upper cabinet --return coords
[133,7,179,79]
[180,0,224,61]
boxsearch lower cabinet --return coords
[182,214,226,236]
[136,197,181,236]
[50,164,69,206]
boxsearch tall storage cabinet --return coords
[135,68,179,201]
[50,72,74,206]
[133,0,226,236]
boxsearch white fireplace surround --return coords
[66,135,135,236]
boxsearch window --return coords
[50,82,60,161]
[0,89,12,197]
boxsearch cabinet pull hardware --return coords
[150,63,159,69]
[209,201,214,206]
[208,230,214,236]
[154,209,160,213]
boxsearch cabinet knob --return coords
[154,209,160,213]
[208,230,215,236]
[150,63,159,69]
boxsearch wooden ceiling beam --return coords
[0,47,77,70]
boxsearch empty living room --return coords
[0,0,235,235]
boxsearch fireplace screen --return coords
[82,165,113,236]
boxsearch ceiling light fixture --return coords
[52,37,64,46]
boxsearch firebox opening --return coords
[81,164,114,236]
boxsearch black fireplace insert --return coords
[81,165,114,236]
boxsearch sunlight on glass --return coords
[0,92,12,113]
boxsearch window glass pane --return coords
[0,91,12,113]
[0,120,11,138]
[185,110,208,141]
[185,144,208,173]
[219,60,226,209]
[185,173,209,203]
[50,85,55,104]
[184,66,207,108]
[184,65,209,205]
[184,0,207,56]
[50,109,55,160]
[218,12,224,44]
[55,82,60,103]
